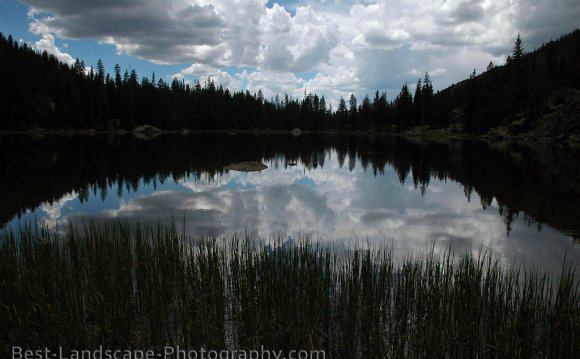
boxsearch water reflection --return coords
[1,134,579,272]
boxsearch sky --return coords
[1,0,579,106]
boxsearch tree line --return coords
[1,29,579,133]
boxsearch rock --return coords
[225,162,268,172]
[132,124,162,139]
[526,87,580,142]
[133,124,162,133]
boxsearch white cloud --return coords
[34,33,75,65]
[171,63,244,90]
[241,70,305,98]
[303,65,362,104]
[21,0,580,105]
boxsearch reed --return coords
[1,222,578,357]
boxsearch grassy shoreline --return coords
[1,222,579,357]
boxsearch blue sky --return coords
[2,0,579,105]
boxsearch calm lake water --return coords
[2,133,579,272]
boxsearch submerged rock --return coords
[133,124,162,139]
[225,161,268,172]
[133,124,162,133]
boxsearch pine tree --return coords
[96,59,105,83]
[7,34,14,48]
[422,73,434,125]
[422,73,433,96]
[359,95,372,131]
[512,33,524,60]
[114,64,122,87]
[373,90,388,131]
[73,58,85,77]
[394,83,413,128]
[319,96,326,114]
[348,94,357,131]
[413,78,423,126]
[319,95,327,128]
[470,68,477,79]
[336,97,348,130]
[509,33,527,111]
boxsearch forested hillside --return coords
[1,30,579,136]
[434,31,580,138]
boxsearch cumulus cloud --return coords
[303,65,362,104]
[34,33,75,65]
[171,63,244,90]
[26,0,225,64]
[21,0,580,105]
[241,70,305,99]
[436,0,485,25]
[261,5,338,72]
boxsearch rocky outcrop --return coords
[528,87,580,142]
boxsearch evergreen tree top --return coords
[512,33,524,59]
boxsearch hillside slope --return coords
[433,30,580,140]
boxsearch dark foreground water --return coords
[1,133,579,272]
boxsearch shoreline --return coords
[2,126,578,147]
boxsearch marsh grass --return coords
[1,222,578,357]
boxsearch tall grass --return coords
[1,222,578,357]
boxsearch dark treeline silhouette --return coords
[1,134,579,239]
[435,31,580,135]
[1,30,579,134]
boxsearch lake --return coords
[1,133,579,272]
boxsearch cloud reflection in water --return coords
[19,150,580,274]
